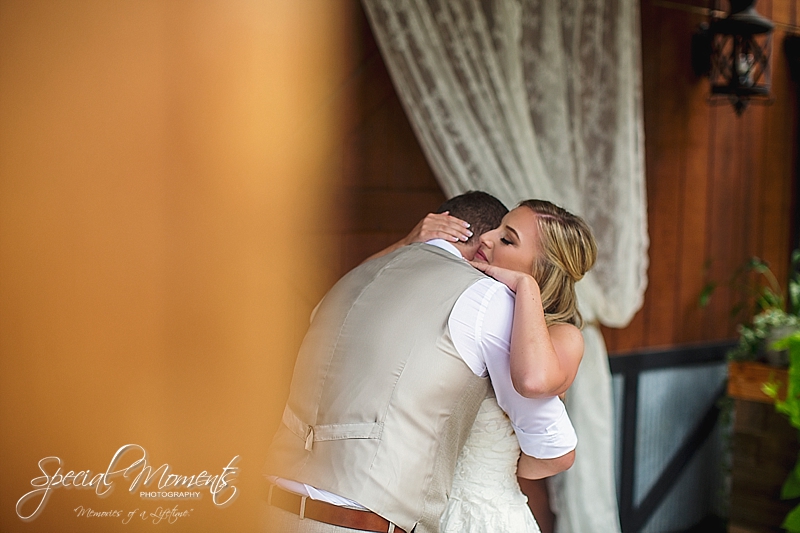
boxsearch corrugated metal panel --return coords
[612,362,728,533]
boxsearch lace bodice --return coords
[440,395,541,532]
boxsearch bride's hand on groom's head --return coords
[401,212,472,245]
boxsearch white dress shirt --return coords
[272,240,576,507]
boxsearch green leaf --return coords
[762,381,781,400]
[698,283,716,308]
[752,262,770,274]
[783,457,800,499]
[773,331,800,352]
[782,504,800,533]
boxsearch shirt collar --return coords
[425,239,464,259]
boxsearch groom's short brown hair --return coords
[436,191,508,243]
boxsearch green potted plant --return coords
[732,249,800,532]
[702,250,799,532]
[714,250,800,366]
[763,330,800,532]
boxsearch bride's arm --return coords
[479,290,578,479]
[470,263,583,398]
[511,277,583,398]
[517,450,575,479]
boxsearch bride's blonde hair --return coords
[518,200,597,327]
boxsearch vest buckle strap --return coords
[304,427,314,451]
[284,405,386,452]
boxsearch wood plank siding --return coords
[604,0,797,353]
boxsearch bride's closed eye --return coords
[500,237,514,245]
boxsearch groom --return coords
[264,191,576,533]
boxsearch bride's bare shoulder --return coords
[548,323,584,377]
[548,322,583,345]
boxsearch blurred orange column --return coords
[0,1,350,531]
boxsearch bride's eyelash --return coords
[500,237,513,245]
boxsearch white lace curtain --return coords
[361,1,648,531]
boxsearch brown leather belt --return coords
[267,484,407,533]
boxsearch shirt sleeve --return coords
[450,278,577,459]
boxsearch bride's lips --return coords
[474,249,488,262]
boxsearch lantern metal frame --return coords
[692,0,774,115]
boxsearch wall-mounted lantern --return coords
[692,0,774,115]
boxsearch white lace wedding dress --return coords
[440,395,541,533]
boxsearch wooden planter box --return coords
[727,362,797,533]
[728,361,788,404]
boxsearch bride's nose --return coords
[480,229,496,248]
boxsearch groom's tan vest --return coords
[265,243,491,533]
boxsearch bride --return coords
[397,198,597,533]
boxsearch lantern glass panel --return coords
[709,32,771,97]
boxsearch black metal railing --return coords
[609,341,735,533]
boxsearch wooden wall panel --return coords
[602,0,797,353]
[675,61,713,345]
[325,5,446,277]
[646,5,700,348]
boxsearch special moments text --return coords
[16,444,238,520]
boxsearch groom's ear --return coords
[455,240,482,262]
